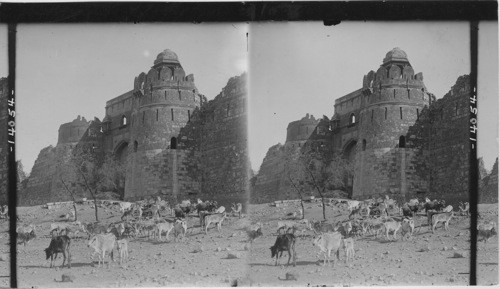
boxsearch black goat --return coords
[44,235,71,268]
[270,233,296,266]
[174,208,186,218]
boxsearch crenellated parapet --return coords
[57,115,91,145]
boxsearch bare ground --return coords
[10,203,249,288]
[0,201,497,287]
[245,201,498,286]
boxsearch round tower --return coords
[126,49,203,200]
[354,48,431,199]
[130,49,202,152]
[286,113,320,143]
[57,115,90,145]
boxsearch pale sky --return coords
[249,21,498,172]
[15,24,248,173]
[0,22,498,175]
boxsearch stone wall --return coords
[480,158,498,203]
[427,75,471,206]
[0,77,8,205]
[197,74,250,208]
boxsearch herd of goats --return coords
[10,195,498,270]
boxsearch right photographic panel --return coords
[247,21,498,286]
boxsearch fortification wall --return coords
[197,74,249,208]
[480,158,498,203]
[0,77,8,205]
[427,75,471,205]
[19,144,83,206]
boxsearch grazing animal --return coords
[231,203,243,218]
[215,206,225,214]
[204,212,226,234]
[424,199,446,212]
[116,239,129,264]
[247,227,263,243]
[44,235,71,268]
[174,220,188,239]
[383,221,402,240]
[88,233,116,268]
[17,230,36,247]
[270,233,296,266]
[459,202,469,216]
[426,210,439,227]
[50,221,85,237]
[401,218,415,239]
[311,220,336,234]
[277,221,297,234]
[442,205,453,213]
[312,232,342,267]
[16,224,35,234]
[155,220,176,241]
[343,237,355,263]
[477,222,497,243]
[174,207,186,219]
[118,202,133,213]
[431,212,454,233]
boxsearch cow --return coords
[478,222,497,243]
[231,203,243,218]
[44,235,71,268]
[204,212,226,234]
[343,237,355,263]
[17,230,36,247]
[383,221,402,240]
[312,232,342,267]
[270,233,296,267]
[431,212,454,233]
[401,218,415,240]
[88,233,116,268]
[116,239,129,264]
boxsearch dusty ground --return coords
[245,201,498,286]
[0,201,497,287]
[12,203,249,288]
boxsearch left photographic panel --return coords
[16,24,250,287]
[0,24,10,287]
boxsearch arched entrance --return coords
[343,139,357,198]
[114,141,129,165]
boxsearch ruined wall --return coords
[427,75,471,205]
[19,144,81,206]
[252,114,330,203]
[480,158,498,203]
[0,77,8,205]
[197,74,250,208]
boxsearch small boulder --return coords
[61,273,75,282]
[227,253,239,259]
[453,251,468,258]
[285,272,298,281]
[0,254,7,261]
[216,247,222,252]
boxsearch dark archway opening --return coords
[399,136,406,148]
[170,137,177,149]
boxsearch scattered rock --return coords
[453,251,468,258]
[442,246,448,251]
[285,272,298,281]
[216,247,222,252]
[0,254,7,261]
[227,253,239,259]
[61,273,75,283]
[244,244,250,251]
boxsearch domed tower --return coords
[130,49,202,151]
[126,49,204,200]
[354,48,432,199]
